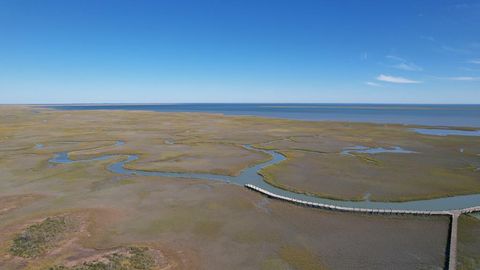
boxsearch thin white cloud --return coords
[440,45,470,54]
[460,66,480,72]
[393,63,423,71]
[376,74,421,84]
[365,81,383,87]
[468,59,480,64]
[432,76,480,81]
[386,55,423,71]
[386,55,406,62]
[446,76,480,81]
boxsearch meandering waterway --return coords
[49,141,480,212]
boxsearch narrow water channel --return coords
[49,141,480,212]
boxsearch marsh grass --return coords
[278,245,326,270]
[351,153,381,165]
[193,220,222,237]
[259,170,366,201]
[462,163,479,173]
[233,230,278,244]
[146,210,223,238]
[261,258,290,270]
[458,214,480,270]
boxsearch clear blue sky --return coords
[1,0,479,104]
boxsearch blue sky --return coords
[1,0,480,104]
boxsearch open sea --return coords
[46,103,480,128]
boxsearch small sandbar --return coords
[413,128,480,137]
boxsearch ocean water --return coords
[46,103,480,127]
[412,128,480,136]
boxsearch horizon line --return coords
[3,102,480,106]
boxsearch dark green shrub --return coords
[10,216,68,258]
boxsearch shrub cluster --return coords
[10,216,68,258]
[49,247,156,270]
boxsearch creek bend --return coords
[49,141,480,213]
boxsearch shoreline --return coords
[34,104,480,129]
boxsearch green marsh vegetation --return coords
[10,216,70,258]
[458,214,480,270]
[49,247,156,270]
[278,245,326,270]
[259,131,480,202]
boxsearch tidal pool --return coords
[35,144,44,149]
[49,141,480,212]
[115,141,125,146]
[341,145,416,155]
[51,152,116,164]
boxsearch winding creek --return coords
[49,141,480,213]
